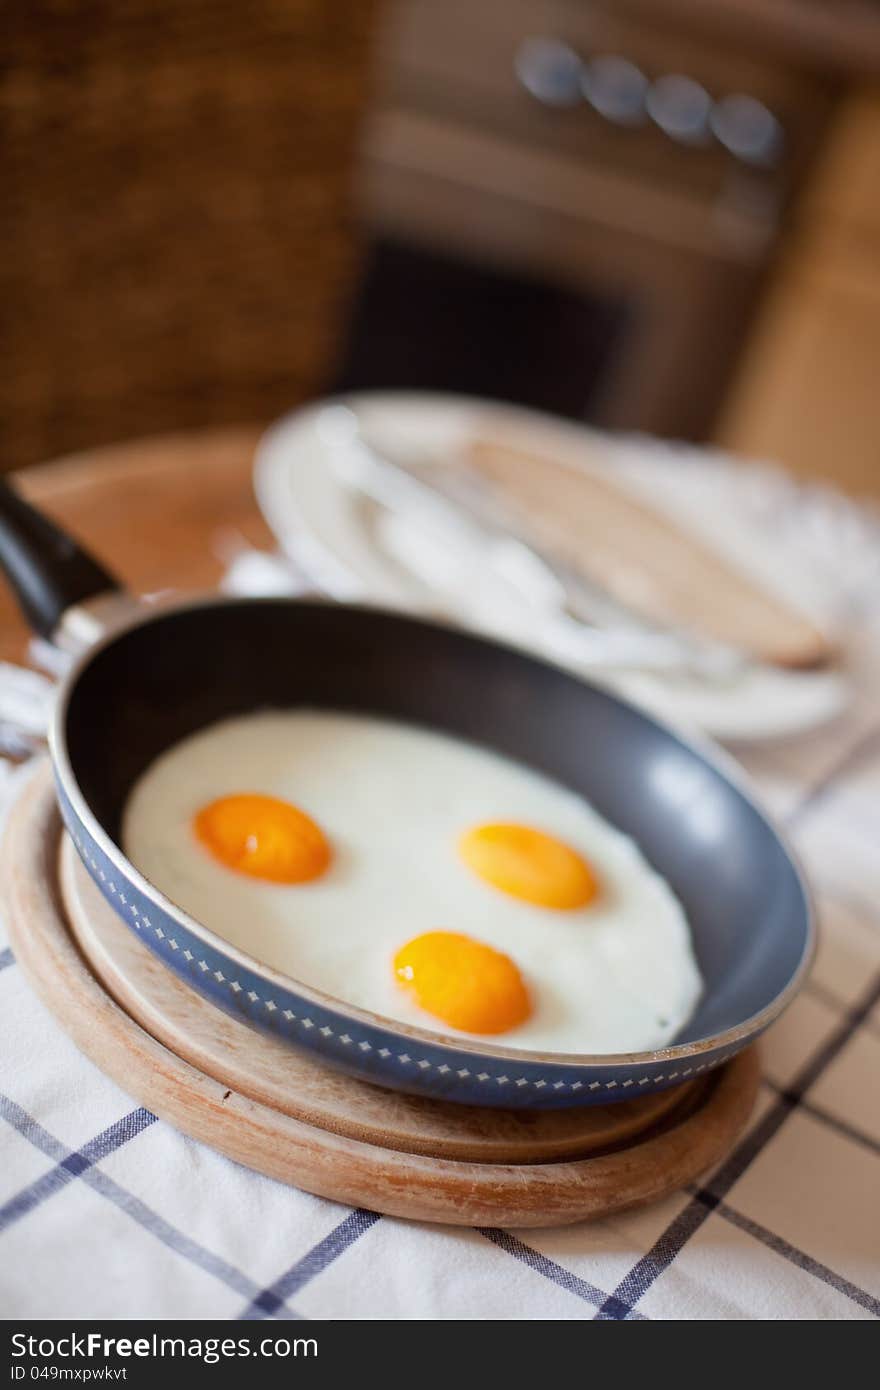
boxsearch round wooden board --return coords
[1,763,760,1227]
[58,839,693,1164]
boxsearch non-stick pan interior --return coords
[62,598,810,1047]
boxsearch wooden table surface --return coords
[2,429,274,664]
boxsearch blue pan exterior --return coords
[49,599,815,1110]
[58,776,777,1109]
[0,455,814,1111]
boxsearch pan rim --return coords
[49,593,817,1070]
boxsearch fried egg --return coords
[122,709,702,1054]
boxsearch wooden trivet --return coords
[2,763,759,1227]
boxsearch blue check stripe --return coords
[770,1089,880,1160]
[594,966,880,1319]
[478,1229,645,1318]
[0,1102,156,1232]
[241,1213,649,1322]
[691,1189,880,1318]
[801,978,880,1046]
[0,1093,297,1314]
[588,740,880,1321]
[238,1209,381,1319]
[2,723,876,1321]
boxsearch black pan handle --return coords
[0,477,121,639]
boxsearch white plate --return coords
[254,392,851,744]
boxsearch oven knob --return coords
[646,74,713,144]
[514,38,584,108]
[582,55,649,126]
[711,93,784,166]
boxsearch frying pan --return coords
[0,477,814,1107]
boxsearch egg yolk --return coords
[394,930,531,1035]
[458,822,597,909]
[193,794,331,884]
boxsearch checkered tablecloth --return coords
[2,475,880,1320]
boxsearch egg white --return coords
[121,709,703,1054]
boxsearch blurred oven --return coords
[338,0,835,440]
